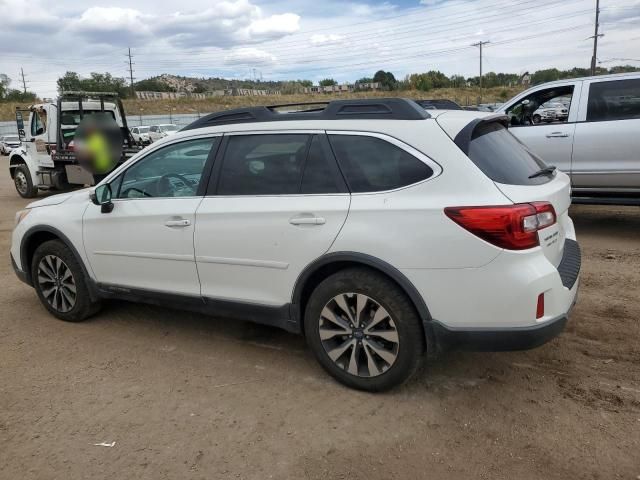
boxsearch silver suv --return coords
[498,72,640,205]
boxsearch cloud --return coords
[71,7,152,45]
[247,13,300,39]
[310,34,345,46]
[224,47,276,65]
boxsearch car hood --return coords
[27,188,91,209]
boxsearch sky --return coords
[0,0,639,97]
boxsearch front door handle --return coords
[546,132,569,138]
[289,216,326,225]
[165,219,191,227]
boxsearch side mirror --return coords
[522,99,531,106]
[92,184,114,213]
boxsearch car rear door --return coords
[571,77,640,192]
[194,132,350,307]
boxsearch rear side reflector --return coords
[444,202,557,250]
[536,293,545,319]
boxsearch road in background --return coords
[0,171,638,479]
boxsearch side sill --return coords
[426,315,568,352]
[96,283,300,334]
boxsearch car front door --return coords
[194,132,350,307]
[24,106,55,169]
[83,135,220,296]
[571,77,640,192]
[500,82,582,176]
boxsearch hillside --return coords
[0,87,523,122]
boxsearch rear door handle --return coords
[165,219,191,227]
[289,216,326,225]
[546,132,569,138]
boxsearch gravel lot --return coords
[1,172,639,479]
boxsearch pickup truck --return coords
[9,92,140,198]
[498,72,640,205]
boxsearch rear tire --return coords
[304,268,424,391]
[31,240,101,322]
[14,164,38,198]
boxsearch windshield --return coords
[161,125,178,131]
[4,136,19,142]
[138,127,150,133]
[61,110,116,126]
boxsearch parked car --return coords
[498,72,640,205]
[1,135,21,155]
[130,126,152,145]
[11,99,580,391]
[532,102,569,124]
[414,99,462,110]
[148,124,178,142]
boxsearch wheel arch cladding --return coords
[20,226,98,301]
[292,252,434,350]
[9,155,25,178]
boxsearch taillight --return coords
[444,202,557,250]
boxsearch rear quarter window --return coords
[467,122,551,185]
[328,134,433,193]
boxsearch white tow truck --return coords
[9,91,140,198]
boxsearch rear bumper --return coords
[407,236,581,351]
[427,312,570,352]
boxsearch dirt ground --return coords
[0,172,638,480]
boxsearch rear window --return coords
[468,122,550,185]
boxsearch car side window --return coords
[31,109,46,136]
[328,134,433,193]
[116,137,217,199]
[216,134,311,195]
[506,85,574,127]
[587,79,640,122]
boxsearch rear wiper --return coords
[528,165,557,179]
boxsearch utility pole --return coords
[20,67,27,93]
[127,48,136,97]
[471,40,490,103]
[589,0,603,75]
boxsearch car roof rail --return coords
[181,98,431,131]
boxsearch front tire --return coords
[14,164,38,198]
[532,114,541,124]
[31,240,101,322]
[304,268,424,391]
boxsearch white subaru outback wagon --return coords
[11,99,581,391]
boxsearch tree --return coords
[373,70,397,90]
[4,89,37,102]
[319,78,337,86]
[134,78,177,92]
[57,71,130,98]
[0,74,11,98]
[297,79,313,87]
[356,77,373,84]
